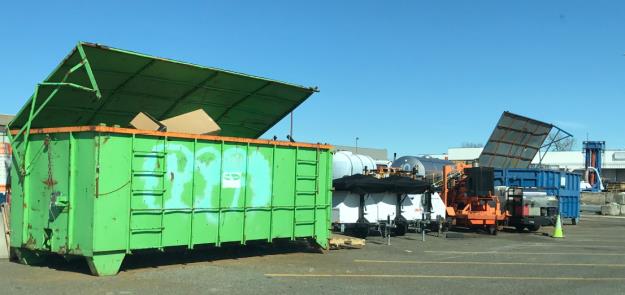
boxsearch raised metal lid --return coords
[10,42,317,139]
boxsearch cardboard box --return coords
[129,109,221,135]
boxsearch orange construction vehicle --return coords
[441,165,507,235]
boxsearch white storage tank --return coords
[391,156,453,179]
[333,151,376,179]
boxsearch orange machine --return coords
[441,165,507,235]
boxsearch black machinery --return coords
[505,187,558,232]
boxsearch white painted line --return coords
[424,250,625,256]
[354,259,625,267]
[580,215,625,219]
[562,239,625,243]
[265,273,625,281]
[519,244,625,249]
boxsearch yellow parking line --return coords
[265,273,625,281]
[354,259,625,267]
[424,250,625,256]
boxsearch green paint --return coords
[86,252,125,276]
[11,131,332,276]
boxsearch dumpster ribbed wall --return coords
[9,128,332,275]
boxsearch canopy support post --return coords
[8,54,98,174]
[77,43,102,99]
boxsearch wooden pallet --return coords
[329,234,365,250]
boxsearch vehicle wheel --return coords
[514,225,525,232]
[488,226,498,235]
[572,218,578,225]
[441,222,450,232]
[528,225,541,232]
[393,223,408,236]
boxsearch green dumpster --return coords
[7,42,332,276]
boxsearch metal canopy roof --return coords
[478,111,555,168]
[10,42,317,138]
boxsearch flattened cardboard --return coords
[160,109,221,135]
[129,109,221,135]
[129,112,165,131]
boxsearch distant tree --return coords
[547,133,576,151]
[461,142,484,148]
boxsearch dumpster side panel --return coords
[315,150,331,248]
[244,145,274,241]
[129,135,167,250]
[22,135,51,250]
[13,134,68,251]
[272,147,296,239]
[219,142,248,243]
[9,134,71,252]
[191,140,222,246]
[69,132,96,256]
[162,139,194,247]
[294,148,318,237]
[9,149,24,248]
[558,173,580,219]
[93,133,131,253]
[46,133,71,254]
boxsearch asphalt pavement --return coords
[1,214,624,294]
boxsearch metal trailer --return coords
[493,168,581,224]
[7,42,332,276]
[332,191,410,237]
[399,192,447,232]
[332,191,445,237]
[331,175,432,237]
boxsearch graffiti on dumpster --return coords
[139,142,272,225]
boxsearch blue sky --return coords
[1,1,624,157]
